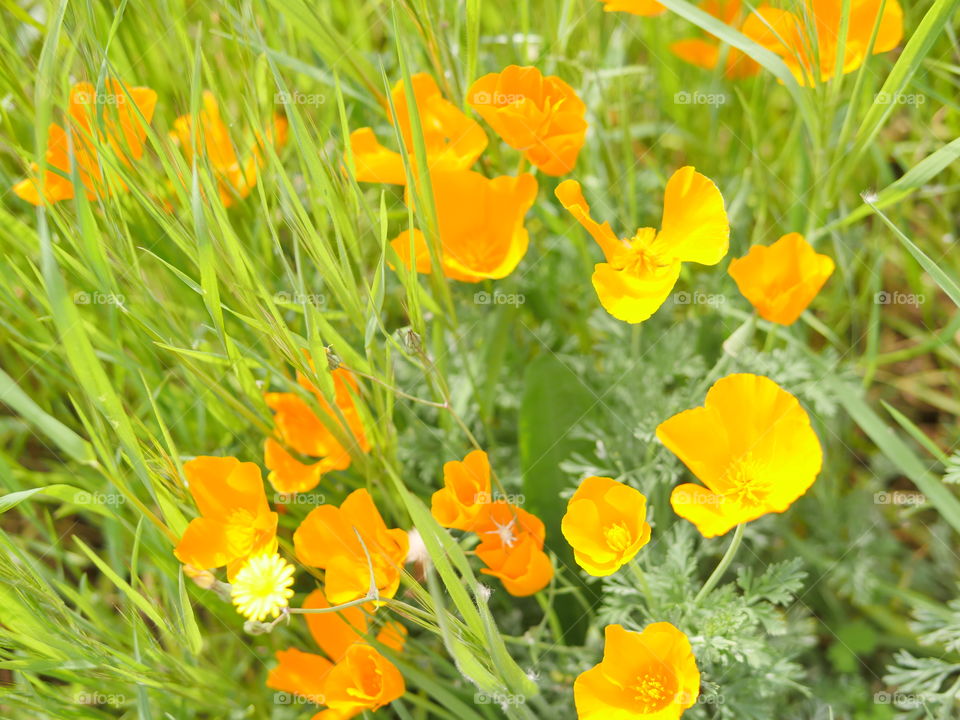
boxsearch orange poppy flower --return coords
[728,232,835,325]
[349,73,487,185]
[264,367,370,493]
[14,80,157,205]
[294,488,409,604]
[473,501,553,596]
[391,169,537,282]
[268,589,406,717]
[742,0,903,86]
[467,65,587,176]
[173,456,278,580]
[322,643,405,716]
[575,623,700,719]
[670,0,760,78]
[561,476,652,576]
[556,166,729,323]
[431,449,491,531]
[656,373,823,538]
[268,649,392,720]
[303,588,407,662]
[598,0,666,16]
[169,91,288,207]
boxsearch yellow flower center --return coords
[225,509,258,557]
[721,453,771,507]
[614,228,671,275]
[230,553,295,623]
[631,667,677,713]
[603,522,633,553]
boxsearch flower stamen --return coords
[483,516,518,548]
[630,666,677,713]
[603,522,632,552]
[721,453,771,507]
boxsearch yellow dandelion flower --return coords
[231,554,295,622]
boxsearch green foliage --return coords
[1,0,959,719]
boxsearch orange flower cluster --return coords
[350,73,537,282]
[431,450,553,596]
[556,164,833,327]
[14,80,157,205]
[264,365,370,494]
[14,82,286,208]
[268,588,406,720]
[138,21,864,713]
[565,380,824,720]
[557,374,823,549]
[173,452,409,715]
[350,67,587,283]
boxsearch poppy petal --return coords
[656,166,729,265]
[555,180,624,261]
[591,260,681,324]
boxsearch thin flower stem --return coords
[340,364,448,409]
[535,592,563,644]
[628,560,652,601]
[287,596,373,614]
[763,323,780,352]
[694,523,745,603]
